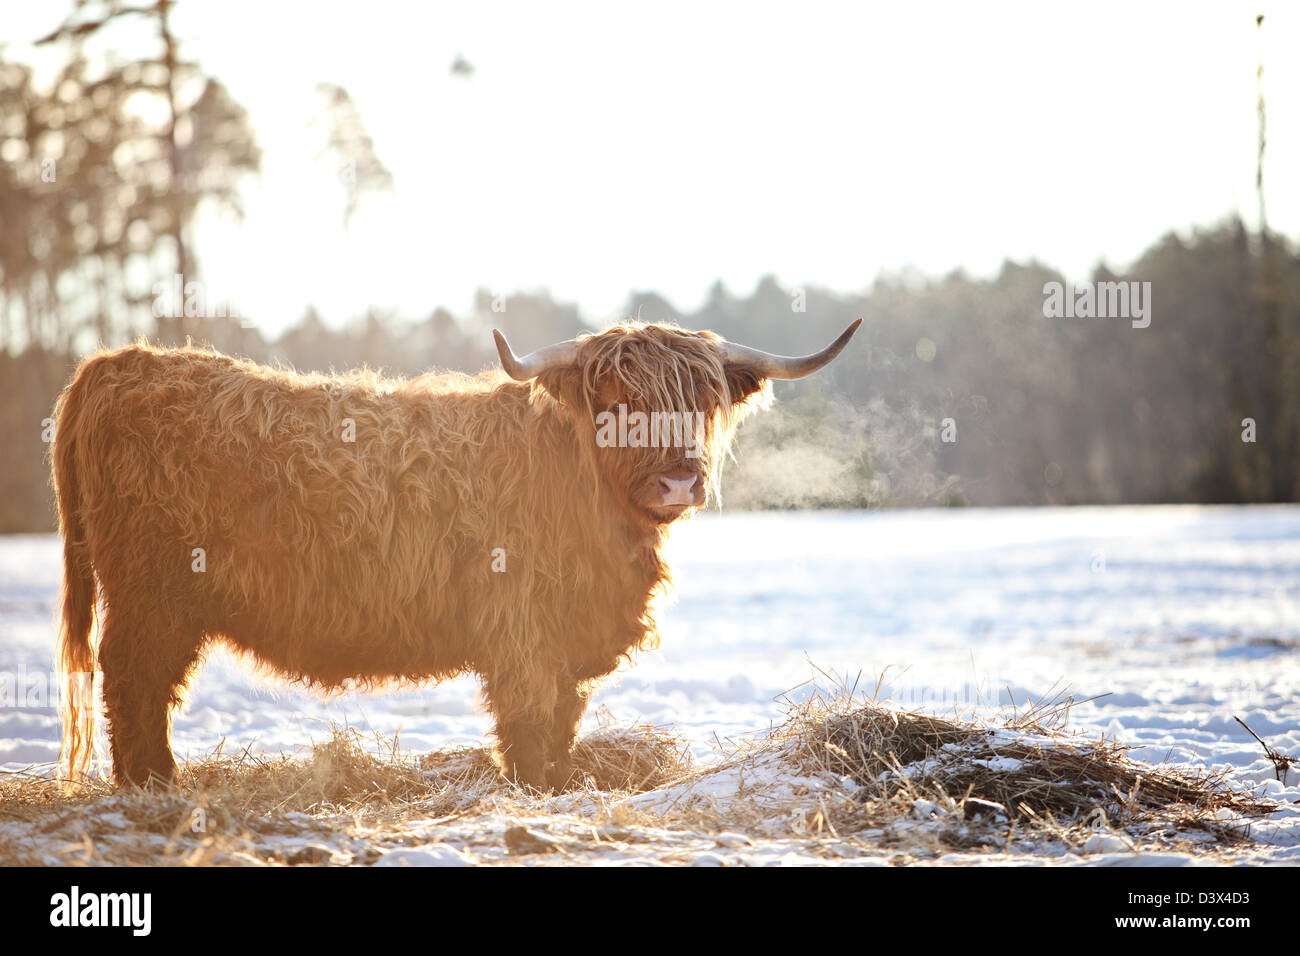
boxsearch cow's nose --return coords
[659,474,698,506]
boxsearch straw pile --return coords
[758,683,1278,848]
[0,681,1280,864]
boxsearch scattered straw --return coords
[0,680,1283,865]
[1234,715,1299,784]
[776,688,1276,848]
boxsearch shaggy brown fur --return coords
[52,323,783,790]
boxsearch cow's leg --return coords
[547,681,590,791]
[99,604,205,789]
[493,716,550,790]
[484,668,558,791]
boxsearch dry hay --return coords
[0,679,1282,864]
[0,722,692,865]
[418,724,691,795]
[765,680,1279,850]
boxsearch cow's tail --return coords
[52,371,99,785]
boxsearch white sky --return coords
[9,0,1299,337]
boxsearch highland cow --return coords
[52,320,860,790]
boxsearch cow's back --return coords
[59,343,662,692]
[64,347,524,681]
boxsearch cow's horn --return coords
[493,329,580,380]
[720,319,862,380]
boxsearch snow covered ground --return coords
[2,504,1298,863]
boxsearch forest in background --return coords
[2,2,1298,532]
[4,220,1298,533]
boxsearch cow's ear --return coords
[536,366,583,410]
[725,364,766,405]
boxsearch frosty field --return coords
[2,504,1298,865]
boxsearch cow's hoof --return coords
[499,768,550,793]
[547,762,580,792]
[116,765,178,792]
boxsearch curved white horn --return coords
[493,329,580,381]
[719,319,862,380]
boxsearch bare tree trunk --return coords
[159,0,188,344]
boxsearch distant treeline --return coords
[4,9,1296,531]
[2,220,1297,532]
